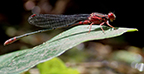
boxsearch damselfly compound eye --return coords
[108,12,116,22]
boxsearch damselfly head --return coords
[108,12,116,22]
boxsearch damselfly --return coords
[4,12,116,45]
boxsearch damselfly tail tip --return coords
[4,37,17,46]
[4,40,9,46]
[31,14,36,17]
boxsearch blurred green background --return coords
[0,0,144,74]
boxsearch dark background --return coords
[0,0,144,73]
[0,0,143,55]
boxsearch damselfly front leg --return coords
[106,21,116,30]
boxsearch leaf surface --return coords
[0,25,138,74]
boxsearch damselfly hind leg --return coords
[87,22,94,33]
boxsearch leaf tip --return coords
[127,29,138,32]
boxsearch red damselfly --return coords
[4,12,116,45]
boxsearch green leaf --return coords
[127,29,138,32]
[37,57,79,74]
[0,25,138,74]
